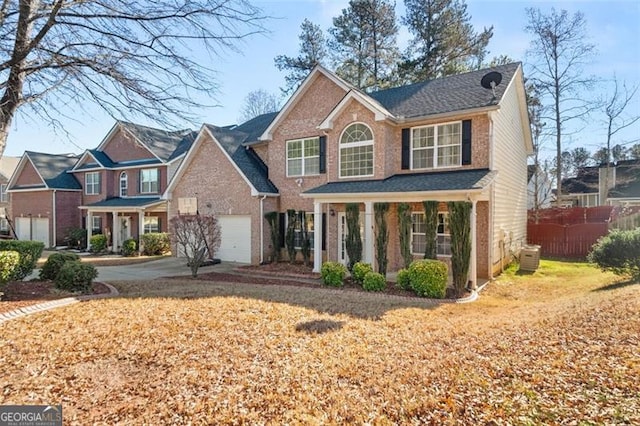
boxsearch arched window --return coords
[119,172,128,197]
[339,123,374,178]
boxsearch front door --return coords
[119,216,131,245]
[337,212,364,266]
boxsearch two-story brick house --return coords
[167,62,533,285]
[8,122,196,249]
[7,152,82,246]
[0,155,20,237]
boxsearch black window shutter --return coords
[401,128,410,169]
[278,212,285,248]
[319,136,327,174]
[462,120,472,165]
[322,213,326,251]
[157,217,162,232]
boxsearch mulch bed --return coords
[0,281,111,314]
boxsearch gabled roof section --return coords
[368,62,521,119]
[0,156,20,180]
[608,160,640,199]
[204,124,278,194]
[10,151,81,190]
[119,121,195,162]
[259,65,353,141]
[236,112,278,145]
[318,89,394,130]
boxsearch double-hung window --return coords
[287,137,320,176]
[144,216,160,233]
[411,122,461,169]
[85,172,101,195]
[120,172,128,197]
[340,123,374,178]
[92,216,102,234]
[140,168,159,194]
[0,184,7,202]
[410,212,451,256]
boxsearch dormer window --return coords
[339,123,374,178]
[120,172,128,197]
[411,122,462,169]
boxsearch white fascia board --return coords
[300,188,489,203]
[317,91,395,130]
[396,105,500,125]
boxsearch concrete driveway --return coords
[95,257,239,281]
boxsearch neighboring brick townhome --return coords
[0,155,20,238]
[167,62,533,286]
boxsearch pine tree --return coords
[274,19,328,95]
[401,0,493,82]
[329,0,399,90]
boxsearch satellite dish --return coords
[481,71,502,100]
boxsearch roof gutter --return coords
[394,105,500,125]
[300,187,489,202]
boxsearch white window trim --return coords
[120,172,128,197]
[143,216,160,233]
[410,120,462,171]
[0,184,7,203]
[410,211,452,257]
[140,168,159,194]
[286,137,321,177]
[85,172,101,195]
[339,122,375,179]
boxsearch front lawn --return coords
[0,260,638,424]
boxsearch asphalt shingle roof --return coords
[369,62,521,119]
[23,151,81,190]
[204,124,278,194]
[304,169,496,195]
[608,160,640,198]
[84,197,163,208]
[120,122,196,162]
[234,112,278,144]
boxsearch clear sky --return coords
[4,0,640,161]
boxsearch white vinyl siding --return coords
[491,71,529,269]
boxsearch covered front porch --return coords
[302,169,496,290]
[79,197,167,253]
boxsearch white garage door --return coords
[217,215,251,263]
[14,217,49,246]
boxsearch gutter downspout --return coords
[259,195,267,264]
[52,190,56,248]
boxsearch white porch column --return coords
[364,201,373,265]
[469,199,478,290]
[112,211,119,252]
[313,201,323,273]
[138,211,144,254]
[86,211,93,251]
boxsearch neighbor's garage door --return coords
[217,215,251,263]
[14,217,49,246]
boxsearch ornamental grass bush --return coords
[0,251,20,285]
[141,232,171,255]
[39,252,80,281]
[321,261,347,287]
[0,240,44,280]
[54,261,98,293]
[351,261,373,285]
[362,271,386,292]
[408,259,448,298]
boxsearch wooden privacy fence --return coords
[527,222,609,258]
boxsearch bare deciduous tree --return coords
[238,89,279,123]
[170,214,222,277]
[525,7,597,201]
[0,0,267,158]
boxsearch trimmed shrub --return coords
[121,238,137,257]
[64,227,87,250]
[396,268,411,290]
[408,259,448,298]
[0,240,44,280]
[54,261,98,293]
[39,252,80,281]
[89,234,108,253]
[351,261,373,285]
[321,261,347,287]
[142,232,171,255]
[0,251,20,285]
[588,229,640,279]
[362,271,386,292]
